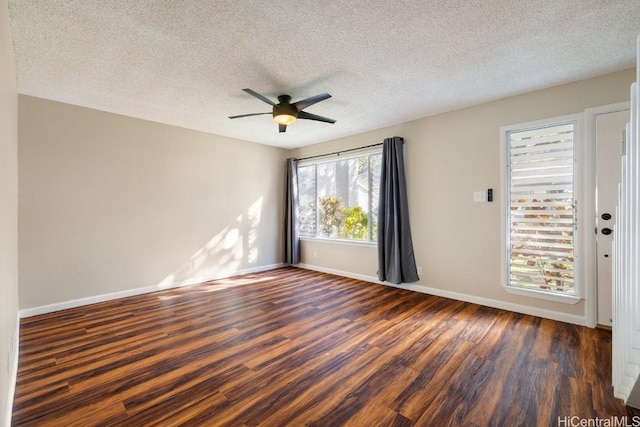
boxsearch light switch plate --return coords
[473,191,487,202]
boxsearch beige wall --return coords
[291,69,636,322]
[19,96,287,310]
[1,0,19,423]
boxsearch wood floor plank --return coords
[241,345,388,426]
[12,267,640,426]
[411,353,489,425]
[392,339,479,421]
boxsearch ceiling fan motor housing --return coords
[273,95,297,119]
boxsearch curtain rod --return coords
[296,142,383,162]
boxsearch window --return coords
[298,150,382,242]
[502,118,580,300]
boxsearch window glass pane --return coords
[298,165,317,237]
[339,158,369,240]
[297,150,382,242]
[370,153,382,239]
[507,122,576,295]
[317,162,339,238]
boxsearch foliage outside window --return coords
[298,151,381,242]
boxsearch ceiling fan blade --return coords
[297,111,336,124]
[228,112,271,119]
[243,88,276,106]
[279,124,287,133]
[293,93,332,111]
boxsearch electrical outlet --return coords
[417,266,423,275]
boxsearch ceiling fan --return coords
[229,88,336,133]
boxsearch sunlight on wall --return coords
[157,197,264,289]
[156,273,279,300]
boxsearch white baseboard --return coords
[19,263,284,318]
[19,261,588,327]
[297,263,587,326]
[5,311,19,427]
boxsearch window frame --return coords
[297,147,382,245]
[500,113,584,304]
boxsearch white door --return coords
[596,109,629,327]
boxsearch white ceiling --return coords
[8,0,640,149]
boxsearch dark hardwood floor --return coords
[12,267,640,426]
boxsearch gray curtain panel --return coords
[377,137,419,284]
[284,158,300,265]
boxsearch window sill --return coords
[300,237,377,248]
[503,285,582,305]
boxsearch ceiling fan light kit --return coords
[273,95,297,125]
[229,88,335,133]
[274,114,296,125]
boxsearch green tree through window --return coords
[298,151,381,242]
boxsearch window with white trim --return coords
[298,150,382,242]
[503,119,578,298]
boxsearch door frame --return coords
[584,101,630,328]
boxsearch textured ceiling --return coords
[8,0,640,149]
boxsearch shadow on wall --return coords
[156,197,265,290]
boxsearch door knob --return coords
[601,213,612,220]
[601,228,613,235]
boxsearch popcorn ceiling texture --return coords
[7,0,640,148]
